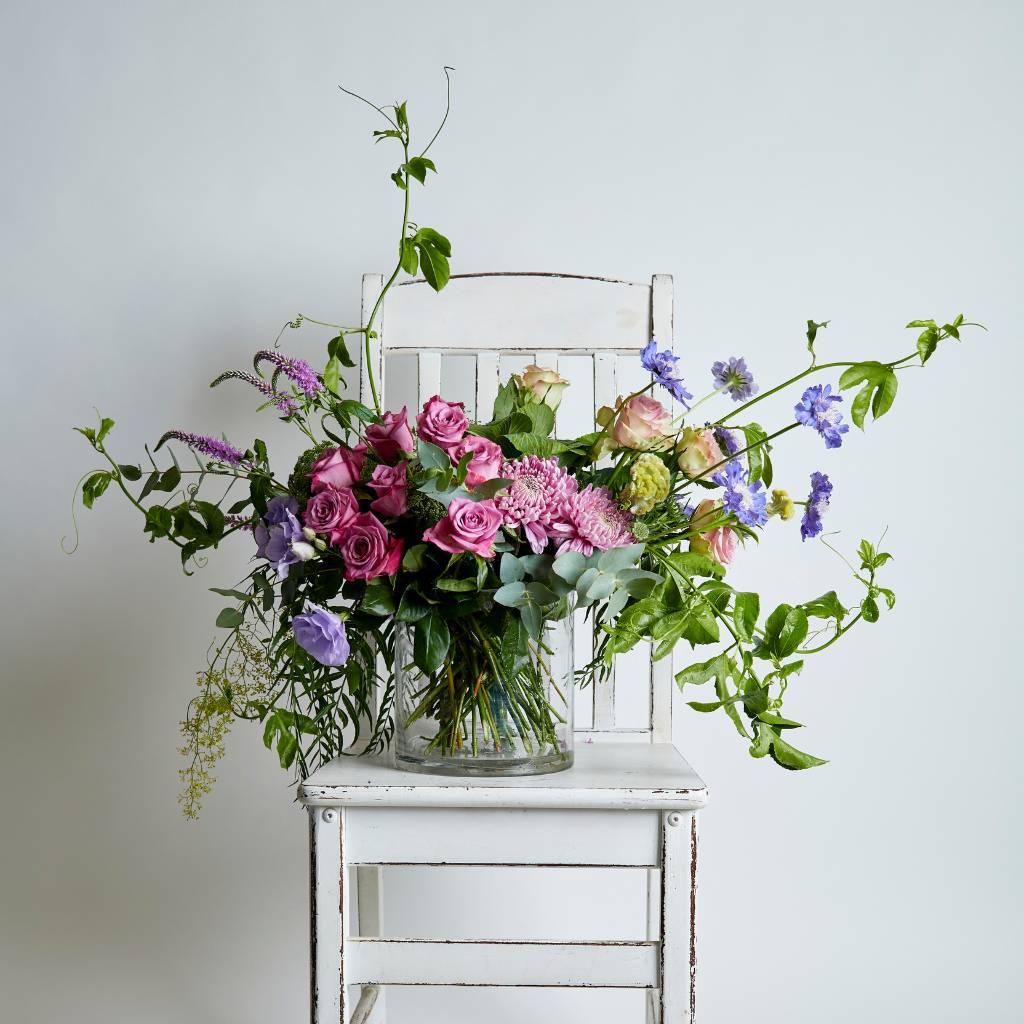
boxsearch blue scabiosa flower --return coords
[640,339,693,407]
[711,356,758,402]
[794,384,849,449]
[712,460,768,527]
[800,471,833,541]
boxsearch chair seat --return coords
[298,742,707,811]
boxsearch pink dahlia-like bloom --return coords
[493,455,578,554]
[552,484,635,556]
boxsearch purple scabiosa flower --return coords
[254,496,314,580]
[292,601,350,667]
[711,357,758,402]
[551,485,635,556]
[800,471,833,541]
[794,384,849,449]
[640,340,693,407]
[211,370,299,415]
[254,350,323,398]
[156,430,245,465]
[712,460,768,528]
[493,455,579,554]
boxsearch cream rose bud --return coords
[302,526,318,542]
[290,540,316,562]
[514,365,570,411]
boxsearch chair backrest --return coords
[359,271,675,744]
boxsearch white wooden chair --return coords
[298,272,708,1023]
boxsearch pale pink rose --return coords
[368,463,408,517]
[302,485,359,543]
[423,497,503,558]
[705,526,737,565]
[365,407,414,463]
[335,511,403,581]
[449,435,503,489]
[676,428,725,479]
[310,443,367,493]
[610,395,672,450]
[416,395,468,452]
[514,365,569,411]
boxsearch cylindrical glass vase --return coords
[394,611,574,776]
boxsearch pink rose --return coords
[449,435,503,489]
[423,497,503,558]
[705,526,737,565]
[302,485,359,543]
[335,511,403,581]
[416,395,468,453]
[368,463,409,517]
[610,395,672,450]
[676,428,725,479]
[310,443,367,493]
[365,407,414,463]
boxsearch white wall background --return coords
[2,2,1022,1021]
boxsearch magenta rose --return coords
[416,395,468,453]
[302,485,358,543]
[368,463,408,517]
[310,443,367,493]
[449,435,503,489]
[335,511,403,582]
[365,407,414,463]
[423,498,503,558]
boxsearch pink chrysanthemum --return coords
[493,455,578,554]
[552,484,635,556]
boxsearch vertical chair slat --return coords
[417,352,443,410]
[475,352,501,423]
[659,810,697,1023]
[592,351,618,732]
[309,807,345,1024]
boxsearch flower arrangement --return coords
[71,78,980,814]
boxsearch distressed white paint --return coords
[308,807,344,1024]
[345,807,662,866]
[660,811,698,1023]
[346,938,659,988]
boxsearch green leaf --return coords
[396,587,430,622]
[760,604,809,660]
[326,333,356,368]
[415,226,451,257]
[741,423,770,485]
[437,577,477,592]
[415,237,451,292]
[675,656,721,688]
[838,361,887,391]
[597,544,645,574]
[733,591,760,641]
[362,579,396,616]
[504,433,571,458]
[768,731,828,770]
[916,325,940,364]
[118,464,143,481]
[802,591,847,621]
[81,471,112,509]
[96,417,115,444]
[519,402,555,437]
[417,440,450,471]
[666,550,725,580]
[405,156,436,183]
[209,587,250,600]
[468,477,511,500]
[414,611,450,674]
[143,505,173,540]
[323,356,342,396]
[871,369,898,419]
[615,597,663,635]
[806,319,828,360]
[500,554,525,584]
[491,381,516,421]
[494,581,527,607]
[402,544,429,572]
[552,551,587,585]
[390,169,407,190]
[850,382,872,429]
[399,237,419,276]
[861,595,880,623]
[216,607,244,628]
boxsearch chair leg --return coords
[310,807,347,1024]
[659,810,698,1022]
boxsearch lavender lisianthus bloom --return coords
[712,460,768,528]
[640,339,693,407]
[794,384,849,449]
[711,356,758,402]
[800,471,833,541]
[292,601,350,667]
[254,496,313,579]
[156,430,245,465]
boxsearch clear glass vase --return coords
[394,610,574,776]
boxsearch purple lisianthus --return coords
[711,356,758,402]
[800,471,833,541]
[640,339,693,407]
[292,601,350,667]
[712,460,768,528]
[157,430,245,466]
[794,384,849,449]
[254,496,314,580]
